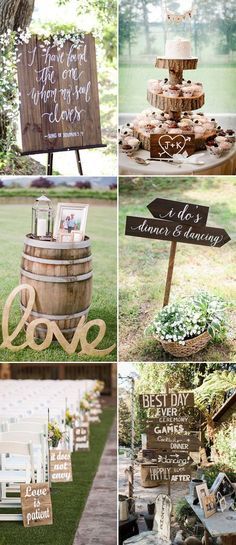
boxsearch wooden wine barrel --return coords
[20,236,93,340]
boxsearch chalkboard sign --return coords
[20,483,53,528]
[49,449,73,482]
[17,34,103,154]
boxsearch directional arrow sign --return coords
[125,216,230,248]
[142,450,194,465]
[147,432,201,451]
[147,198,209,227]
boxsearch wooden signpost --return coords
[150,133,195,159]
[49,450,73,482]
[20,483,53,528]
[125,197,230,306]
[74,425,89,450]
[17,34,105,174]
[139,387,200,496]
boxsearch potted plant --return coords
[146,292,228,357]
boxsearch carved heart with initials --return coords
[159,134,187,158]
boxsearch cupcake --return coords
[168,128,182,134]
[182,86,194,97]
[194,125,206,136]
[192,83,203,96]
[206,142,222,156]
[153,126,166,135]
[163,85,181,97]
[123,136,140,151]
[219,141,232,153]
[226,130,235,143]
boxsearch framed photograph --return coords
[219,496,227,512]
[210,472,234,498]
[53,203,89,242]
[196,482,209,508]
[202,493,217,519]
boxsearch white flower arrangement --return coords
[146,292,229,345]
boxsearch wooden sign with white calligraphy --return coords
[139,392,194,409]
[17,34,103,154]
[126,216,230,248]
[125,198,230,306]
[150,133,195,159]
[153,494,172,540]
[147,198,209,227]
[143,464,191,482]
[147,432,201,451]
[20,483,53,528]
[74,425,89,450]
[142,450,193,465]
[49,450,73,482]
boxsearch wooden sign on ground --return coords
[49,450,73,482]
[20,483,53,528]
[74,425,89,450]
[125,197,230,306]
[17,34,103,154]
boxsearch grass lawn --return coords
[0,200,117,362]
[119,64,236,114]
[119,176,236,362]
[0,407,115,545]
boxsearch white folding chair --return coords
[0,441,34,521]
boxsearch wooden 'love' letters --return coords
[0,284,116,356]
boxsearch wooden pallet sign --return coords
[49,450,73,482]
[142,463,192,483]
[150,133,195,159]
[142,450,193,465]
[17,34,103,155]
[125,197,230,305]
[139,392,194,409]
[74,425,89,450]
[146,432,201,451]
[20,483,53,528]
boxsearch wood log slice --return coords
[155,58,198,85]
[147,89,205,112]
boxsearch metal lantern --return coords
[32,195,54,238]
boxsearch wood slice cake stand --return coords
[134,55,216,154]
[151,56,204,123]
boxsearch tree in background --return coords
[0,0,35,32]
[0,0,35,155]
[119,0,137,57]
[119,396,132,446]
[58,0,116,63]
[216,0,236,57]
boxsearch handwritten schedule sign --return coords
[50,450,73,483]
[17,34,102,154]
[20,483,53,528]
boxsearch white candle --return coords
[37,218,47,237]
